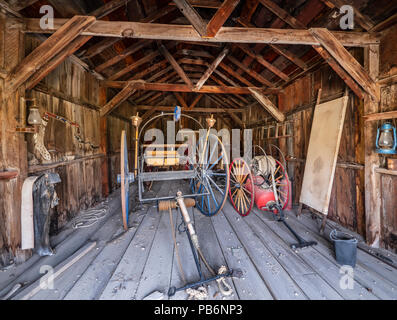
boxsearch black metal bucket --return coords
[330,229,358,268]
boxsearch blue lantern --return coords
[376,122,397,155]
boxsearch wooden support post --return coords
[0,14,28,257]
[99,87,110,198]
[364,44,381,247]
[249,88,285,122]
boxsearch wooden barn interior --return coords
[0,0,397,300]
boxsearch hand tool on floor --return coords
[159,191,243,298]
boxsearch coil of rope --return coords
[71,204,108,229]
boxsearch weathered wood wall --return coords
[0,15,28,263]
[249,28,397,252]
[25,34,104,233]
[0,19,133,264]
[378,25,397,252]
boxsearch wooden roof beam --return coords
[24,19,381,47]
[236,43,290,81]
[207,95,243,127]
[268,44,308,70]
[173,0,208,36]
[226,55,275,87]
[195,46,229,90]
[78,37,120,60]
[259,0,306,29]
[209,75,250,106]
[310,28,379,101]
[5,16,96,96]
[95,40,152,73]
[219,62,256,87]
[128,59,168,81]
[189,94,204,109]
[249,88,285,122]
[238,0,260,25]
[137,105,244,113]
[109,50,160,80]
[100,81,140,117]
[169,0,223,9]
[312,45,364,99]
[174,92,189,109]
[103,80,280,95]
[5,0,38,11]
[140,2,177,23]
[157,41,194,88]
[89,0,134,20]
[206,0,240,38]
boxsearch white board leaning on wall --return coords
[299,95,349,215]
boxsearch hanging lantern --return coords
[27,107,42,125]
[376,122,397,155]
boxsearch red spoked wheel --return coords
[228,158,254,217]
[272,160,290,211]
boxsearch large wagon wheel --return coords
[271,160,290,212]
[120,130,130,231]
[228,158,254,217]
[190,132,230,217]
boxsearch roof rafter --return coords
[206,0,241,37]
[158,41,194,88]
[195,46,229,90]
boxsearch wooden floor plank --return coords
[64,190,159,300]
[243,211,343,300]
[133,183,181,300]
[0,191,122,299]
[283,213,397,299]
[169,181,238,300]
[290,211,397,287]
[211,210,274,299]
[98,182,170,300]
[253,208,379,300]
[221,200,307,300]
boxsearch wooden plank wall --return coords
[0,14,28,262]
[24,34,104,233]
[0,23,134,264]
[249,31,397,253]
[249,57,366,235]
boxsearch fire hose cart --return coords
[228,146,317,250]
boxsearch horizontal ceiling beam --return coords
[136,105,244,113]
[23,19,380,47]
[102,80,280,94]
